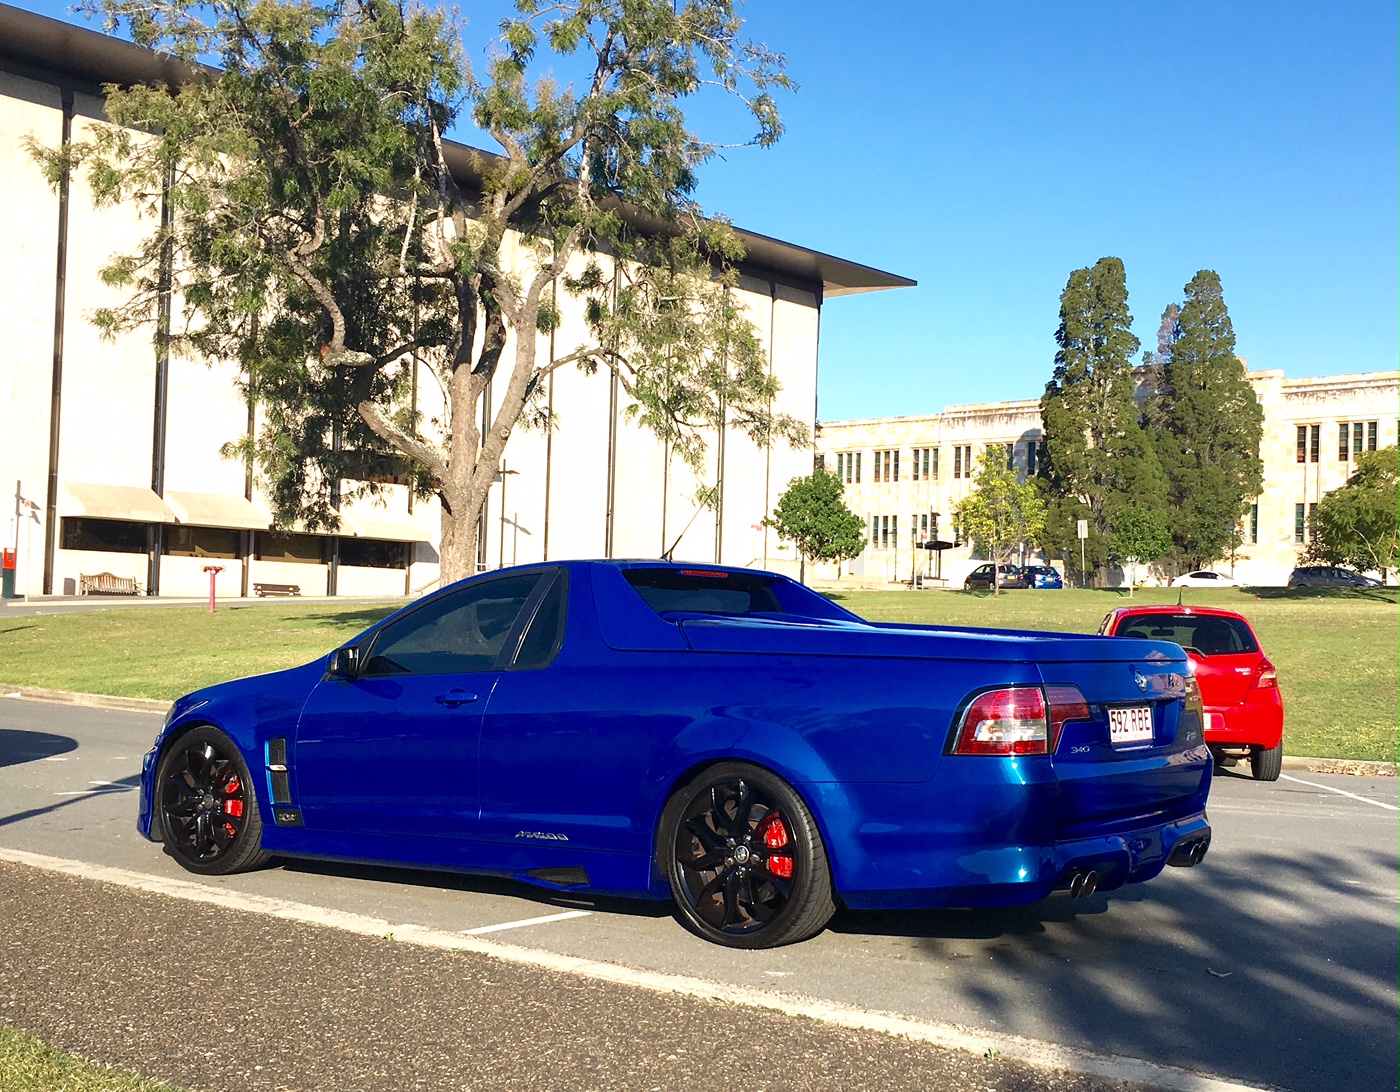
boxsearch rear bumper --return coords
[1203,691,1284,749]
[839,810,1212,911]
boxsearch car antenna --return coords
[662,504,707,561]
[1176,587,1185,607]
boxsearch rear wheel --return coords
[156,725,269,875]
[660,762,835,949]
[1250,742,1283,782]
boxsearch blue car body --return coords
[139,560,1210,910]
[1024,565,1065,590]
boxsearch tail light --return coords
[1183,673,1205,720]
[953,685,1093,756]
[1252,660,1278,689]
[953,687,1049,755]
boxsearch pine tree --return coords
[1037,257,1167,586]
[1148,271,1264,569]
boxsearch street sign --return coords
[1076,519,1089,539]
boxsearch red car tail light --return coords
[1044,684,1090,751]
[953,687,1050,755]
[1253,660,1278,689]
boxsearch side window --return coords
[512,572,568,670]
[362,574,540,677]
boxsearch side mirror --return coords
[327,646,360,679]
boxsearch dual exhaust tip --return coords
[1060,869,1099,899]
[1168,837,1210,868]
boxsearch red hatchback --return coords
[1099,606,1284,781]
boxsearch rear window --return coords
[1116,614,1259,656]
[624,568,784,615]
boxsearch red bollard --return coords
[203,565,225,613]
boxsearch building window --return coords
[872,449,898,483]
[891,514,898,548]
[953,445,973,479]
[1027,441,1039,477]
[881,515,890,548]
[60,517,149,554]
[1368,421,1378,450]
[1296,425,1307,464]
[1249,504,1258,544]
[1339,423,1350,461]
[163,526,240,559]
[1005,442,1015,470]
[869,515,877,544]
[1310,424,1320,462]
[1309,503,1317,540]
[835,452,861,485]
[256,532,328,564]
[1294,504,1305,543]
[912,447,933,480]
[814,453,825,473]
[855,452,862,483]
[340,538,409,570]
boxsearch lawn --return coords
[0,585,1394,762]
[0,1025,181,1091]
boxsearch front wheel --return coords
[155,725,270,875]
[1250,742,1284,782]
[659,762,835,949]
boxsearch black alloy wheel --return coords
[156,725,269,876]
[660,762,834,949]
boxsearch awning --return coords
[339,509,434,543]
[61,482,177,523]
[165,491,271,531]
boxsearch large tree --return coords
[36,0,804,581]
[1305,446,1399,583]
[765,470,867,584]
[1146,271,1264,569]
[1037,257,1166,586]
[955,448,1046,597]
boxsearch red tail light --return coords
[1254,660,1278,689]
[1044,685,1090,752]
[953,687,1050,755]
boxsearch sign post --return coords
[1076,519,1089,588]
[203,565,225,613]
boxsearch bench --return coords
[79,572,141,596]
[253,582,302,597]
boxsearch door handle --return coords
[435,689,479,707]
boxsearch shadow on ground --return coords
[0,728,78,768]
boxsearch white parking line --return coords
[53,780,136,797]
[1280,774,1399,811]
[463,909,593,935]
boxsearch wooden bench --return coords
[253,582,302,597]
[79,572,140,596]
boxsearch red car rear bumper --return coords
[1203,689,1284,749]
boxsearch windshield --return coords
[621,567,857,621]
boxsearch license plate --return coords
[1108,705,1154,745]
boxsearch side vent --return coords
[266,738,292,804]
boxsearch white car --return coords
[1170,570,1239,588]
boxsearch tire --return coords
[659,762,835,949]
[155,725,270,875]
[1250,742,1284,782]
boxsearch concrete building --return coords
[815,369,1399,588]
[0,4,912,599]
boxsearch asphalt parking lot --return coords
[1,697,1395,1092]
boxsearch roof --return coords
[0,2,914,299]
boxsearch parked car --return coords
[141,561,1213,949]
[1021,564,1064,589]
[1099,605,1283,781]
[963,563,1029,591]
[1287,565,1383,588]
[1170,570,1239,588]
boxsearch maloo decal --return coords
[515,830,569,841]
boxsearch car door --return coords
[293,571,546,839]
[476,569,658,858]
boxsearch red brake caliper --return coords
[759,813,793,879]
[222,776,243,832]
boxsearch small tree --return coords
[1110,503,1172,596]
[1306,447,1399,583]
[955,449,1046,597]
[766,470,867,584]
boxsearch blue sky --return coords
[24,1,1399,421]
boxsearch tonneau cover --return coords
[678,615,1186,665]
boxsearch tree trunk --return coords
[438,504,477,588]
[799,553,806,585]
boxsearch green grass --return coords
[0,586,1395,762]
[827,585,1399,763]
[0,602,400,701]
[0,1025,182,1091]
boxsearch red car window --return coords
[1116,613,1259,656]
